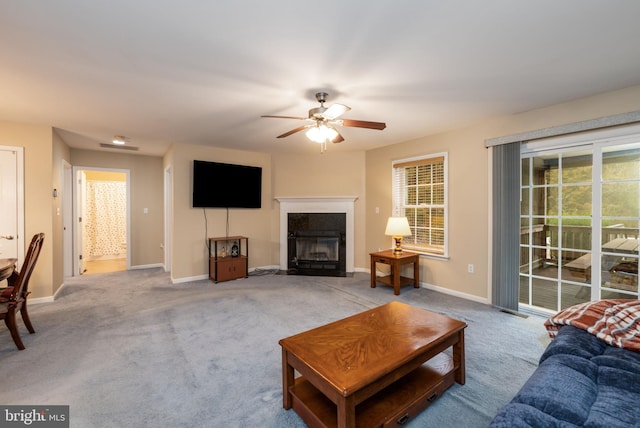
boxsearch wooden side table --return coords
[370,250,420,295]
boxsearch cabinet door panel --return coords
[217,259,236,282]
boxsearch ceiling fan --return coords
[261,92,386,151]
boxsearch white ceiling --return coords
[1,1,640,156]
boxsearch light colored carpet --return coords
[0,269,549,427]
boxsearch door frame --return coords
[0,145,25,265]
[164,165,172,273]
[62,160,73,277]
[72,166,131,276]
[520,124,640,313]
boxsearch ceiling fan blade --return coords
[323,103,350,120]
[261,115,308,120]
[332,131,344,144]
[339,119,387,130]
[277,125,309,138]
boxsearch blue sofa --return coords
[489,324,640,427]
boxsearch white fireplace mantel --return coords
[275,196,357,272]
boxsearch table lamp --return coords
[385,216,412,255]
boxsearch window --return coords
[392,153,448,256]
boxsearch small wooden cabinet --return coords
[209,236,248,283]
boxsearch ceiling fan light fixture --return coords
[306,124,338,144]
[262,92,385,152]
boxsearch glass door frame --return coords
[520,125,640,314]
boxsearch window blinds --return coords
[392,155,447,255]
[491,142,521,311]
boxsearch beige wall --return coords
[0,121,54,299]
[271,151,367,269]
[365,84,640,302]
[366,128,489,299]
[166,143,273,280]
[84,170,126,181]
[166,146,368,281]
[4,84,640,299]
[70,149,164,268]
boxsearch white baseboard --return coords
[172,274,208,284]
[50,264,491,306]
[250,265,280,272]
[131,263,163,270]
[86,254,126,261]
[53,282,66,300]
[363,267,490,305]
[29,281,66,304]
[30,295,55,304]
[420,281,490,305]
[172,265,283,284]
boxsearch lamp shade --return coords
[385,217,411,236]
[306,124,338,143]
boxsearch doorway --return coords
[520,134,640,313]
[73,167,130,275]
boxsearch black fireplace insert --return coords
[287,213,346,277]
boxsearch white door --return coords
[63,161,73,277]
[0,147,24,264]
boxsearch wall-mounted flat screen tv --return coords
[192,160,262,208]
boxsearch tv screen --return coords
[192,160,262,208]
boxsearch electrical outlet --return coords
[467,264,474,273]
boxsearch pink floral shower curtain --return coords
[84,180,126,258]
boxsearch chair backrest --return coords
[6,233,45,304]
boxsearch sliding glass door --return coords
[520,137,640,313]
[600,144,640,299]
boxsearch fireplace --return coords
[276,196,356,276]
[287,213,346,276]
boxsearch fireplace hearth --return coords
[287,213,346,277]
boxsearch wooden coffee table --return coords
[279,301,466,428]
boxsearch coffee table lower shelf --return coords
[289,354,455,428]
[375,275,415,288]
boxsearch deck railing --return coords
[520,224,638,268]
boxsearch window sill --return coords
[404,249,449,261]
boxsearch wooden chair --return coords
[0,233,45,350]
